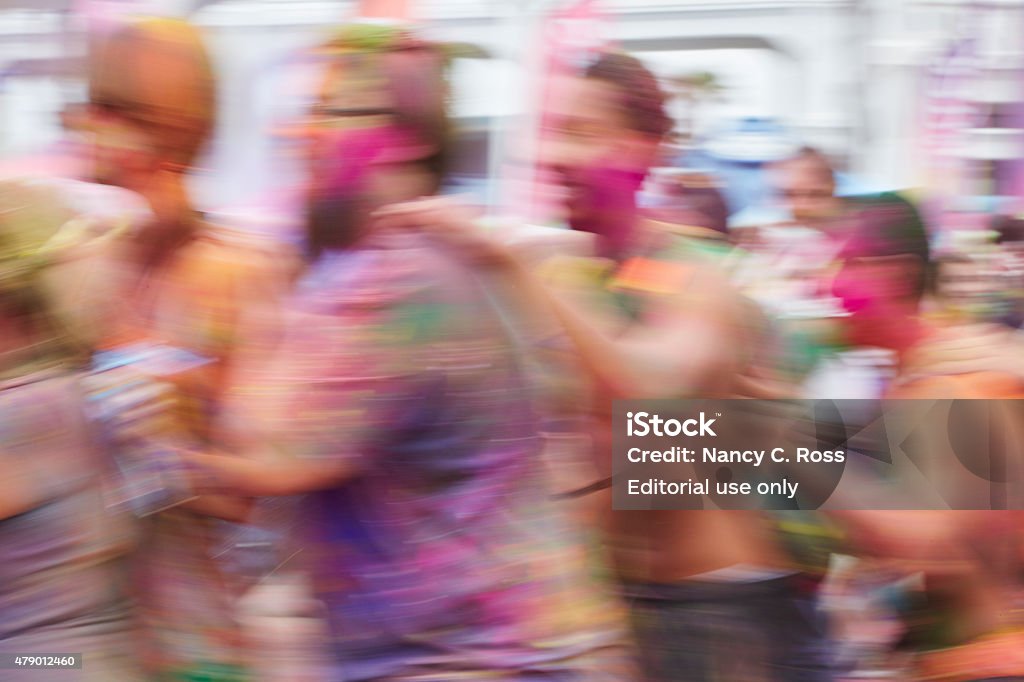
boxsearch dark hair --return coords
[304,193,365,262]
[993,215,1024,245]
[384,45,451,192]
[843,195,932,302]
[648,180,731,237]
[584,52,673,140]
[680,183,730,235]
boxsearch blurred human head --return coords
[540,52,673,255]
[302,23,451,259]
[993,214,1024,247]
[774,146,841,226]
[0,181,102,376]
[85,18,216,190]
[933,253,1000,321]
[830,199,931,350]
[646,173,731,240]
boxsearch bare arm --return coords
[179,494,254,522]
[191,452,354,498]
[375,199,743,400]
[0,456,44,520]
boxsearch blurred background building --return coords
[0,0,1021,222]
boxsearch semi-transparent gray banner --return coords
[612,399,1024,510]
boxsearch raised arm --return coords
[374,198,744,400]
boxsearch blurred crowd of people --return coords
[2,11,1024,682]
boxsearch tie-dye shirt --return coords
[229,231,633,680]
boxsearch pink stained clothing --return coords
[226,230,636,680]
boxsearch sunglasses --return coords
[85,97,165,133]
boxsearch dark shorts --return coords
[330,641,639,682]
[624,576,835,682]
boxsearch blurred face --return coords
[305,54,391,186]
[936,260,989,308]
[83,101,162,189]
[85,24,214,190]
[775,159,839,225]
[301,52,437,254]
[303,53,436,206]
[539,75,660,240]
[830,251,921,349]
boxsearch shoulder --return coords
[192,219,297,264]
[181,220,301,292]
[301,233,477,311]
[292,236,508,359]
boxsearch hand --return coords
[372,197,514,269]
[183,449,353,497]
[83,366,180,445]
